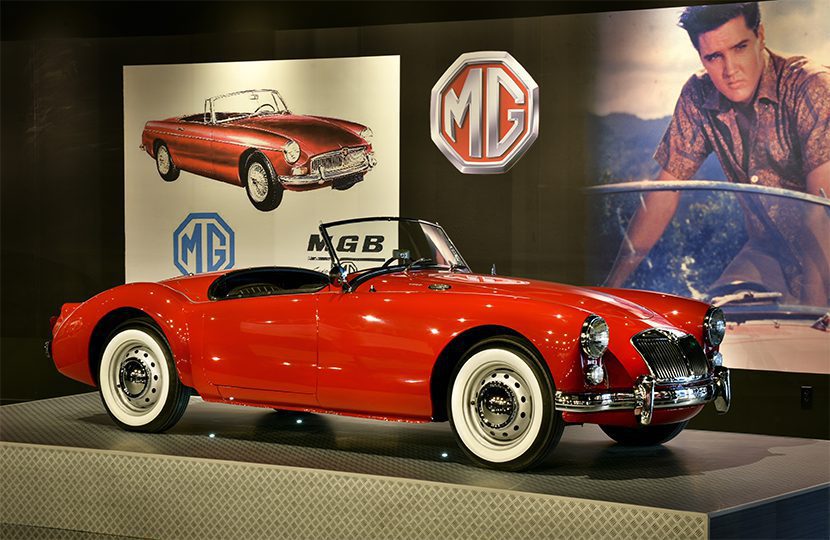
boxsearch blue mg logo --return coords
[173,213,235,275]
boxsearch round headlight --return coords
[359,127,373,141]
[704,307,726,347]
[580,315,609,360]
[283,140,301,164]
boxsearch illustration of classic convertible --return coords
[48,217,730,471]
[140,89,377,211]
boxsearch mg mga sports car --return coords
[48,217,730,471]
[140,89,376,211]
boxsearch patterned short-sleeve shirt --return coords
[655,49,830,188]
[654,50,830,297]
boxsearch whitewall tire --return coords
[98,320,189,432]
[448,337,564,471]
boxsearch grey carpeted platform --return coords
[1,393,827,538]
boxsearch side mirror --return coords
[329,265,351,292]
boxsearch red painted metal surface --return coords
[141,113,371,187]
[50,268,715,425]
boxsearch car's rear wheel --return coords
[155,142,180,182]
[98,319,190,432]
[245,154,284,211]
[600,421,688,446]
[448,337,564,471]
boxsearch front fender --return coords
[51,283,197,387]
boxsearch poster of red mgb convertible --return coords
[123,56,400,283]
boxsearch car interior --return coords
[208,267,330,300]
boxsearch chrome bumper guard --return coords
[555,367,731,426]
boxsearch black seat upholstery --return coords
[208,267,329,300]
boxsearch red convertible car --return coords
[48,217,730,471]
[140,89,377,211]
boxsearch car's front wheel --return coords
[600,421,688,446]
[245,154,284,211]
[98,320,190,432]
[448,337,564,471]
[155,142,180,182]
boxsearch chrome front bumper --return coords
[555,367,731,425]
[280,152,376,186]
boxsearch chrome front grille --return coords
[632,329,709,381]
[311,147,368,178]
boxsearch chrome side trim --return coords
[142,128,282,152]
[555,375,724,414]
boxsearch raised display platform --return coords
[1,393,827,539]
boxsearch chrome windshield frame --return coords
[205,89,290,125]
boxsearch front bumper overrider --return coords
[555,367,731,425]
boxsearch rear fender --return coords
[51,283,197,388]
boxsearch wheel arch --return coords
[429,325,550,421]
[87,300,195,389]
[238,148,280,184]
[152,138,166,158]
[238,148,259,183]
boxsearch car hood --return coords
[419,272,657,321]
[232,115,366,155]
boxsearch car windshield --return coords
[585,181,830,318]
[320,217,469,274]
[209,90,289,123]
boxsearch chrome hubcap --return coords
[112,343,163,411]
[247,162,268,202]
[120,360,149,398]
[477,382,516,429]
[468,368,532,443]
[157,147,170,174]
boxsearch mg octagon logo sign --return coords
[430,51,539,174]
[173,212,235,275]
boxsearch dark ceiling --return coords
[1,1,724,41]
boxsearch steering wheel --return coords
[254,103,276,114]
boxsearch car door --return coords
[316,275,439,420]
[165,120,216,179]
[201,292,319,407]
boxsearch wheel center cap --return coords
[120,359,149,398]
[477,382,516,429]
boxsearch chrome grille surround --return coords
[631,328,709,382]
[310,147,369,179]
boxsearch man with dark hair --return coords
[679,2,760,50]
[606,2,830,306]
